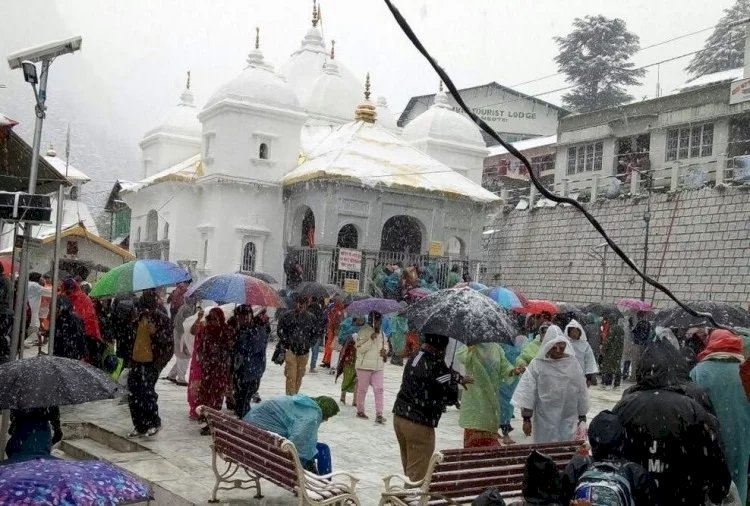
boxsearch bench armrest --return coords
[314,470,360,490]
[382,473,424,491]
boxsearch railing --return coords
[286,246,478,296]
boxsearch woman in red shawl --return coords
[62,278,102,365]
[321,298,346,368]
[191,307,232,434]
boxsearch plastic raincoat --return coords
[690,330,750,506]
[243,394,323,463]
[564,320,599,376]
[515,325,563,368]
[456,343,513,434]
[511,333,589,443]
[337,317,363,346]
[383,315,408,357]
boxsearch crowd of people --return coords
[2,264,750,505]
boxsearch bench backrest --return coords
[425,441,583,504]
[203,407,299,491]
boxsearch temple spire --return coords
[312,0,319,27]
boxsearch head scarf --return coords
[313,396,340,420]
[564,320,587,341]
[207,307,226,326]
[697,329,744,362]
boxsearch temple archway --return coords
[337,224,359,249]
[380,215,422,254]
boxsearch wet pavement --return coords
[61,346,624,505]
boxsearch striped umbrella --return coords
[186,273,284,307]
[90,260,190,298]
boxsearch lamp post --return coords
[3,36,82,458]
[586,243,608,302]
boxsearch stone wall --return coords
[481,186,750,308]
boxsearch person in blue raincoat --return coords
[499,335,526,444]
[243,394,339,472]
[690,329,750,505]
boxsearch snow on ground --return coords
[62,343,623,505]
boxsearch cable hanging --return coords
[383,0,729,330]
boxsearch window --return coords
[202,240,209,267]
[666,123,713,161]
[163,222,169,240]
[530,154,554,177]
[146,210,158,242]
[203,133,215,159]
[566,142,603,175]
[241,242,256,272]
[259,143,269,160]
[136,226,141,243]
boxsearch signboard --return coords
[730,77,750,104]
[429,241,444,256]
[337,248,362,272]
[343,278,360,294]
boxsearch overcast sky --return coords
[0,0,736,212]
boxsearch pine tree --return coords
[555,15,645,112]
[686,0,750,78]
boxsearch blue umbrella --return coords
[347,298,404,316]
[480,287,523,310]
[186,273,284,307]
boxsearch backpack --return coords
[573,461,634,506]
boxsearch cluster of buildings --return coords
[3,5,750,290]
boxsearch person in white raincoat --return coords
[564,320,598,386]
[511,332,589,443]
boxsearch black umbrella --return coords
[583,303,623,320]
[0,356,123,410]
[295,281,340,299]
[653,301,750,329]
[406,287,519,345]
[244,272,278,284]
[557,303,587,323]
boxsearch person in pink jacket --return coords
[355,311,388,424]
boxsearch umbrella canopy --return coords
[653,301,750,329]
[557,302,587,323]
[407,287,432,300]
[0,458,151,505]
[294,281,340,299]
[406,287,519,345]
[0,256,18,277]
[0,356,122,410]
[186,273,284,307]
[241,271,278,284]
[90,260,190,298]
[508,287,530,306]
[480,287,523,310]
[584,303,623,320]
[347,298,404,316]
[617,298,653,312]
[515,299,560,315]
[343,292,371,304]
[454,281,488,291]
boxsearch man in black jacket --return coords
[392,333,468,481]
[561,410,656,504]
[613,342,731,506]
[277,295,315,395]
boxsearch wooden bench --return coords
[380,440,586,506]
[202,407,361,505]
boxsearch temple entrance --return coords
[380,215,422,254]
[337,224,359,249]
[301,208,315,247]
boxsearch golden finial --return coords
[364,72,371,101]
[355,73,377,123]
[330,40,335,60]
[439,81,443,92]
[186,70,191,90]
[312,0,319,27]
[255,27,260,50]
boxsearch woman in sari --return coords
[336,316,365,405]
[321,297,346,369]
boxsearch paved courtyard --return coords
[61,346,623,505]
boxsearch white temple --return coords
[120,5,497,285]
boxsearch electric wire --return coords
[383,0,730,330]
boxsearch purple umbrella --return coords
[347,298,404,316]
[0,458,152,505]
[617,298,653,312]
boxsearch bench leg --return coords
[207,448,263,503]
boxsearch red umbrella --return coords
[514,299,560,315]
[508,287,530,306]
[0,256,18,277]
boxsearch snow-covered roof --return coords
[0,223,133,260]
[143,87,200,140]
[27,193,99,240]
[43,148,90,183]
[121,154,203,193]
[402,90,486,150]
[675,67,743,92]
[285,120,500,203]
[487,135,557,157]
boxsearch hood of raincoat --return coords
[564,320,587,342]
[634,339,683,389]
[541,324,564,344]
[654,326,680,350]
[588,409,625,460]
[536,332,573,362]
[697,329,745,362]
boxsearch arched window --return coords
[241,242,256,272]
[259,143,269,160]
[136,226,141,243]
[163,222,169,240]
[146,210,158,242]
[202,240,209,267]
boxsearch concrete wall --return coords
[481,186,750,308]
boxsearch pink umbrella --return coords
[617,298,653,312]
